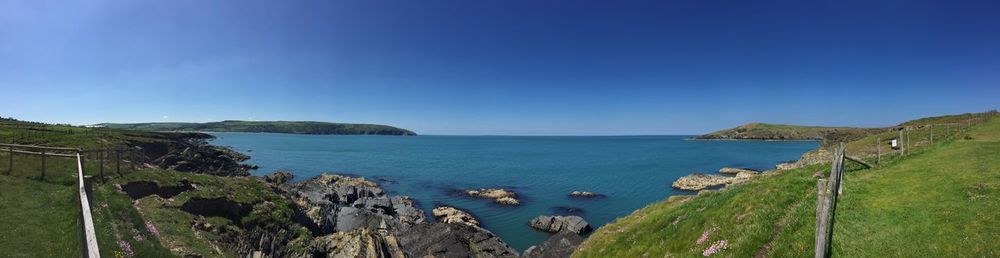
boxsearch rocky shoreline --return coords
[277,173,519,257]
[143,132,805,258]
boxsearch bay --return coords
[209,133,816,251]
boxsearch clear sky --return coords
[1,0,998,135]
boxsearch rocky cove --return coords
[206,133,818,253]
[147,171,592,257]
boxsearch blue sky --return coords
[1,0,998,135]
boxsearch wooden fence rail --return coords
[0,143,103,257]
[815,144,845,258]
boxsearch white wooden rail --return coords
[76,152,101,257]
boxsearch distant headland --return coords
[95,120,417,136]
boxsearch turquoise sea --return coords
[209,133,816,251]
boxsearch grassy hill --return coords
[97,120,417,136]
[574,115,1000,257]
[695,123,878,145]
[695,110,997,146]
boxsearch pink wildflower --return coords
[702,240,728,256]
[131,228,144,242]
[696,227,717,244]
[146,222,160,237]
[117,240,134,257]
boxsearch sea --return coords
[209,133,816,251]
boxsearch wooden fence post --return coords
[116,150,121,177]
[99,150,105,183]
[906,130,913,155]
[40,150,45,180]
[876,136,881,167]
[7,146,12,175]
[929,124,934,144]
[815,145,845,258]
[898,130,904,156]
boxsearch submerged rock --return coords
[552,206,586,215]
[522,230,585,258]
[529,215,593,234]
[467,188,521,206]
[432,206,480,227]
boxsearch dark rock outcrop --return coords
[522,230,585,258]
[263,171,294,184]
[282,173,518,258]
[180,197,252,223]
[396,222,518,257]
[119,180,194,199]
[552,206,586,215]
[151,139,252,176]
[529,215,593,234]
[282,174,424,235]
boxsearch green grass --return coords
[576,116,1000,257]
[0,176,81,257]
[91,182,177,257]
[98,120,417,136]
[0,118,211,150]
[90,169,311,257]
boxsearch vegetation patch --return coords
[575,116,1000,257]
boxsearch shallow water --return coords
[209,133,816,251]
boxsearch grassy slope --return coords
[99,120,417,136]
[696,123,878,144]
[0,118,305,257]
[90,169,310,257]
[0,118,211,150]
[576,117,999,257]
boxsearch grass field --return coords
[0,175,81,257]
[575,116,999,257]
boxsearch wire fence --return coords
[0,144,145,186]
[823,112,998,169]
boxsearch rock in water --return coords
[432,206,480,227]
[568,191,605,198]
[263,171,294,184]
[467,188,521,206]
[529,215,593,234]
[282,173,518,258]
[671,173,734,191]
[522,230,585,258]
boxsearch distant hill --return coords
[696,110,998,145]
[96,120,417,136]
[695,123,877,145]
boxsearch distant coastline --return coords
[96,120,417,136]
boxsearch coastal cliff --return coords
[97,120,417,136]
